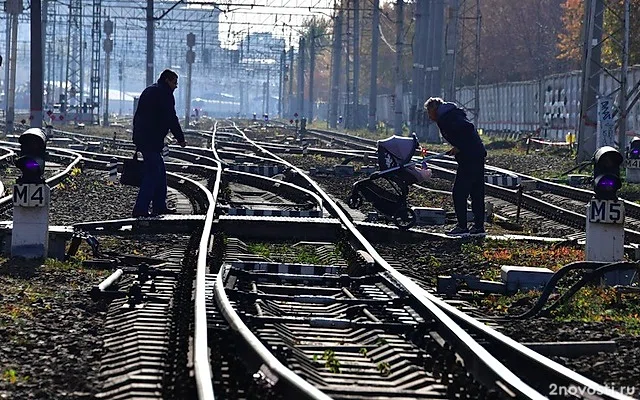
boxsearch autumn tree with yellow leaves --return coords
[557,0,640,67]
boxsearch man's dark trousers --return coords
[133,151,167,214]
[452,158,485,227]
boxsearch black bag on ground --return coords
[120,152,144,187]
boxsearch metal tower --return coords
[44,0,56,107]
[4,0,22,134]
[411,0,427,139]
[90,0,102,124]
[577,0,634,161]
[393,0,404,135]
[443,0,481,125]
[65,0,82,121]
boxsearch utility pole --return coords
[5,0,21,134]
[576,0,635,160]
[426,0,445,142]
[297,37,305,117]
[90,0,101,124]
[288,45,294,116]
[146,0,154,86]
[185,33,196,128]
[473,0,481,128]
[239,81,244,116]
[394,0,404,135]
[330,10,343,128]
[279,49,285,118]
[577,0,606,161]
[262,81,266,115]
[617,0,630,152]
[4,2,17,130]
[368,0,380,131]
[353,0,360,128]
[31,0,43,128]
[448,0,481,126]
[266,68,270,116]
[47,3,57,107]
[308,25,316,121]
[103,18,113,126]
[345,6,351,128]
[411,0,426,138]
[43,0,51,108]
[443,0,458,101]
[118,61,124,115]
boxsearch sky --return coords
[183,0,335,48]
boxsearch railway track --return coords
[1,122,633,399]
[285,127,640,243]
[196,122,632,399]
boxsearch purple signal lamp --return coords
[596,176,617,190]
[24,159,40,171]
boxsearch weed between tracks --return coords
[465,241,640,334]
[0,250,109,396]
[459,241,585,279]
[551,287,640,334]
[388,238,639,334]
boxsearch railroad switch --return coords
[438,266,555,296]
[89,261,174,306]
[66,231,100,260]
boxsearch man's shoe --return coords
[469,226,486,236]
[152,208,178,216]
[446,225,469,236]
[132,211,150,218]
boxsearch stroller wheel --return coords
[347,193,363,209]
[392,207,416,230]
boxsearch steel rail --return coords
[426,162,640,243]
[210,122,334,400]
[0,145,83,206]
[424,286,637,400]
[0,146,16,198]
[296,128,640,242]
[511,169,640,222]
[51,147,220,176]
[225,169,324,212]
[192,122,221,400]
[262,126,637,399]
[230,122,545,398]
[0,146,16,162]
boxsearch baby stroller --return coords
[347,134,432,229]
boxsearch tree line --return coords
[294,0,640,103]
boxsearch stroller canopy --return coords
[377,135,418,167]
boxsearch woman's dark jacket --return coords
[436,102,486,163]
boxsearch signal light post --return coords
[11,129,50,259]
[625,137,640,183]
[586,146,624,267]
[184,33,196,129]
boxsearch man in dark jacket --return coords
[425,97,486,236]
[132,69,187,217]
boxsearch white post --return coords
[11,185,50,258]
[585,198,630,285]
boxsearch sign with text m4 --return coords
[12,184,48,207]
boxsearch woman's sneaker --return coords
[469,225,486,236]
[446,225,469,236]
